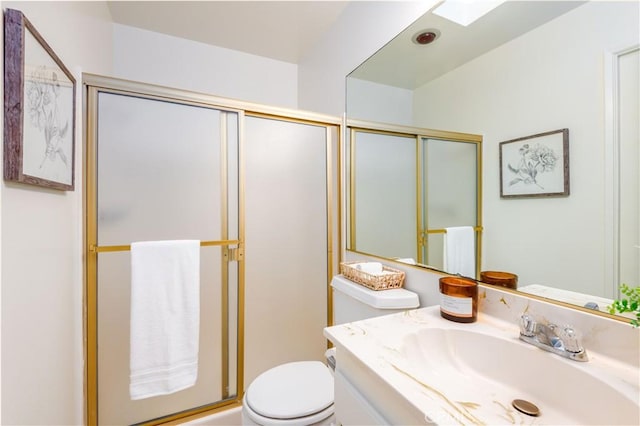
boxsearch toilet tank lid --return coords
[331,275,419,309]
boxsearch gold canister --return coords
[480,271,518,289]
[439,276,478,323]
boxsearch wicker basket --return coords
[340,261,405,291]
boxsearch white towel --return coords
[443,226,475,278]
[395,258,417,265]
[130,240,200,400]
[354,262,384,275]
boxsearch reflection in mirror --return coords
[347,124,482,275]
[349,130,416,259]
[346,0,639,319]
[422,137,480,270]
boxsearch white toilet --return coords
[241,274,420,425]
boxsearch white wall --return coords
[112,23,299,108]
[413,1,640,297]
[0,1,113,425]
[346,78,414,125]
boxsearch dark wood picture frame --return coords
[499,128,570,198]
[4,8,76,191]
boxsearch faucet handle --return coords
[519,314,537,337]
[556,325,583,353]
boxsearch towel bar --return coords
[424,226,483,234]
[89,239,241,253]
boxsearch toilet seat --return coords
[243,361,334,424]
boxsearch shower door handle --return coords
[224,246,244,262]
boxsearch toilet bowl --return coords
[241,274,419,425]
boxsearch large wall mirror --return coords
[346,0,639,319]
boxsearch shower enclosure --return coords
[84,76,340,424]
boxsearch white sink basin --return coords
[401,327,639,425]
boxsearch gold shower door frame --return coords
[419,135,483,278]
[84,74,342,425]
[85,84,243,425]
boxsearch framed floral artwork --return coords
[4,8,76,191]
[499,129,569,198]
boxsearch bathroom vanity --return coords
[324,289,640,425]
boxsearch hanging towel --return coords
[443,226,475,278]
[130,240,200,400]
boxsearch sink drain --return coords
[512,399,540,417]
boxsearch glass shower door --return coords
[91,91,240,425]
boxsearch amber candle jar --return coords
[439,276,478,323]
[480,271,518,290]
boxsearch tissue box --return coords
[340,261,405,291]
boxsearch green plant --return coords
[608,284,640,327]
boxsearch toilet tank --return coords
[331,275,420,325]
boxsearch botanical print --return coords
[3,9,75,190]
[500,129,568,198]
[26,65,70,171]
[506,142,558,190]
[21,29,74,186]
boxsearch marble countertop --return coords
[324,306,640,425]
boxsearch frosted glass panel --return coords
[97,93,222,244]
[243,117,330,386]
[226,113,240,242]
[424,138,478,268]
[354,132,416,259]
[97,249,223,425]
[224,112,239,398]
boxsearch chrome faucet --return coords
[519,314,588,362]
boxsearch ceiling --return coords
[107,1,584,89]
[106,1,350,64]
